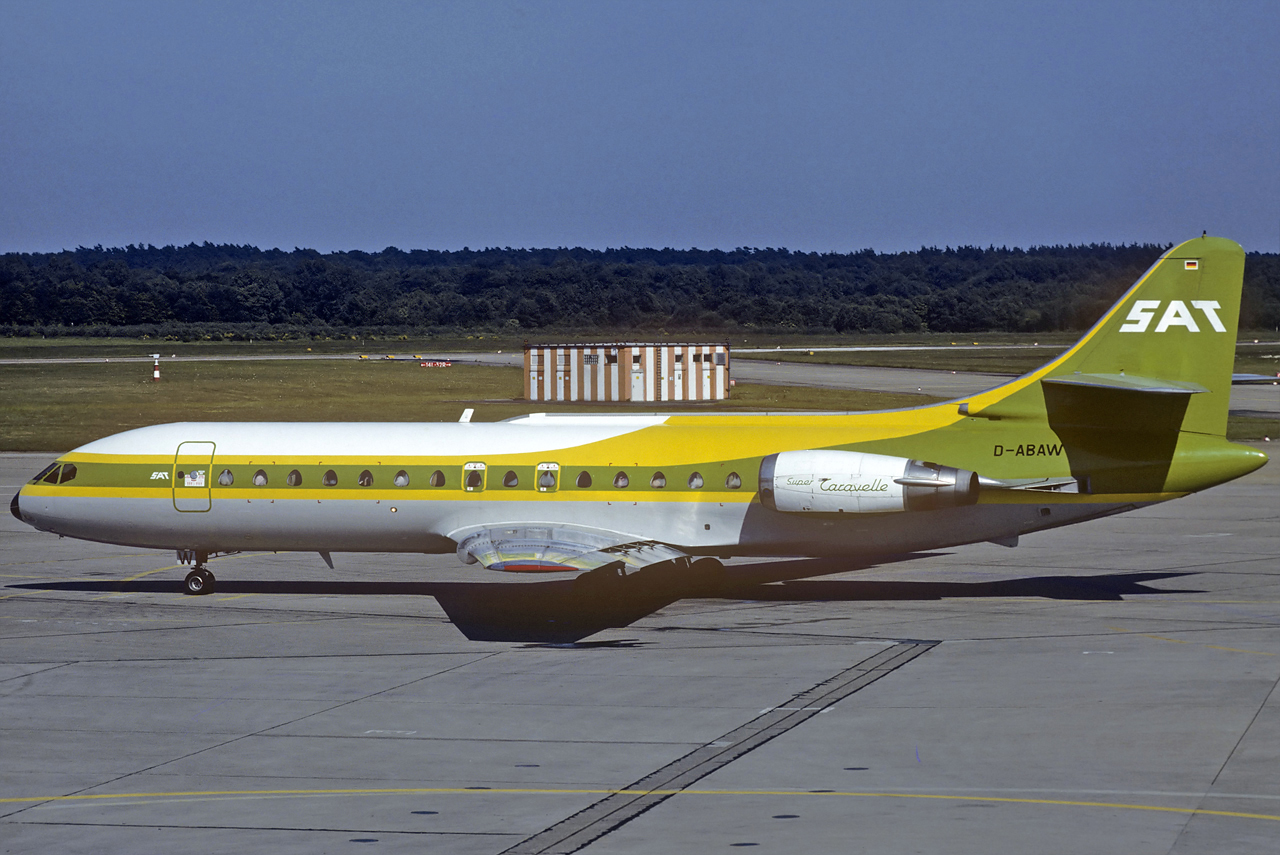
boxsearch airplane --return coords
[10,236,1268,605]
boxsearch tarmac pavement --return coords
[2,446,1277,854]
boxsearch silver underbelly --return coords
[27,494,1147,559]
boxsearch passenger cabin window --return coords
[358,470,373,487]
[394,469,410,487]
[253,469,268,486]
[287,469,302,487]
[58,464,77,483]
[322,469,338,487]
[463,462,486,491]
[650,471,666,488]
[576,471,592,488]
[218,469,234,486]
[502,470,519,488]
[688,472,704,489]
[429,470,445,487]
[725,472,742,489]
[536,463,559,492]
[613,471,629,488]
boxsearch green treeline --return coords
[2,242,1278,338]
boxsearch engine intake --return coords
[759,450,979,514]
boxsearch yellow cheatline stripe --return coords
[3,786,1279,822]
[29,485,759,504]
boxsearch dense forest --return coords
[2,242,1277,339]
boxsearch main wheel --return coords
[184,568,216,595]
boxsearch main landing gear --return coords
[180,550,216,595]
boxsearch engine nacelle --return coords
[758,450,980,514]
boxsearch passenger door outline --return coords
[173,441,215,512]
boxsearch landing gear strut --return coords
[182,551,216,595]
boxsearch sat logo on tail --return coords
[1119,300,1225,333]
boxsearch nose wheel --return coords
[183,567,216,595]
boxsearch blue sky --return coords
[2,0,1277,254]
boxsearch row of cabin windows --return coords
[204,467,743,490]
[212,468,415,488]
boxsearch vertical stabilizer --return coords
[1037,235,1244,436]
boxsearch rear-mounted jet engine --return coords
[758,450,980,514]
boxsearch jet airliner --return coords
[10,237,1267,601]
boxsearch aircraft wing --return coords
[451,523,690,573]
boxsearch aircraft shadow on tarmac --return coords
[11,557,1201,644]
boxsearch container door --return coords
[173,441,215,512]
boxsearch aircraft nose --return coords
[10,490,22,522]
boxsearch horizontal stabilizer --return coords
[1041,373,1208,395]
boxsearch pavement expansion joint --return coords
[498,641,938,855]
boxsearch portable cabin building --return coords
[523,343,730,403]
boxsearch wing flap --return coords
[452,524,689,573]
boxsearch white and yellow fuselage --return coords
[10,237,1269,579]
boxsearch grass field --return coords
[2,347,1273,452]
[0,360,943,453]
[7,332,1276,375]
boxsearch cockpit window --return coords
[41,465,62,484]
[218,469,234,486]
[32,462,60,483]
[252,469,268,486]
[57,464,77,484]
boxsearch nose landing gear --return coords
[180,551,216,595]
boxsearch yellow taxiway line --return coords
[3,786,1279,823]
